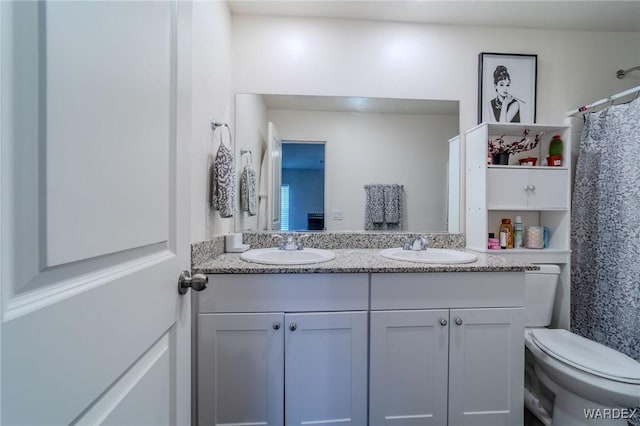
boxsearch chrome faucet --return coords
[413,235,428,251]
[404,235,428,251]
[273,234,308,251]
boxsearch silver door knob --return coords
[273,322,281,330]
[440,318,448,326]
[455,318,463,326]
[289,323,297,332]
[177,271,208,295]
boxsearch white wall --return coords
[267,109,458,231]
[231,14,640,231]
[192,11,640,240]
[232,15,640,130]
[190,1,234,242]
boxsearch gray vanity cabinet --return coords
[447,307,524,426]
[370,309,450,424]
[285,311,368,426]
[197,274,369,426]
[369,272,525,426]
[198,312,284,426]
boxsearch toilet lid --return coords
[529,329,640,384]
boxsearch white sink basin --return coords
[240,247,336,265]
[379,248,478,264]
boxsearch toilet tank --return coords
[525,264,560,327]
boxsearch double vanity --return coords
[192,232,531,426]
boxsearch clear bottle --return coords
[499,218,514,249]
[514,216,523,249]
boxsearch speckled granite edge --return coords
[192,248,534,275]
[191,231,466,267]
[191,237,224,269]
[242,231,465,250]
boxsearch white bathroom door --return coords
[1,1,192,425]
[267,122,282,230]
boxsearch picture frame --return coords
[478,52,537,124]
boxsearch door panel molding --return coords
[3,0,179,299]
[2,260,181,425]
[72,330,173,426]
[5,245,174,321]
[43,0,175,267]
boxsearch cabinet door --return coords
[448,308,525,426]
[198,313,284,426]
[527,169,568,209]
[370,310,449,426]
[488,168,568,209]
[487,168,529,209]
[285,311,368,426]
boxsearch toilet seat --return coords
[528,329,640,385]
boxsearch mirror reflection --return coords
[234,94,459,233]
[281,142,325,231]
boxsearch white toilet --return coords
[524,265,640,426]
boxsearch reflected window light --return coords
[281,185,290,231]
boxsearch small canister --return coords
[525,226,544,249]
[487,233,500,250]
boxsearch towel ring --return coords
[240,149,253,165]
[211,120,232,149]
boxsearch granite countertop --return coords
[193,248,535,274]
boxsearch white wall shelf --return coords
[488,165,569,171]
[487,248,571,254]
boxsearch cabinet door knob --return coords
[523,185,529,191]
[530,184,536,191]
[455,318,463,326]
[273,322,281,330]
[440,318,448,326]
[289,323,297,332]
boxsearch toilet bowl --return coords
[524,265,640,426]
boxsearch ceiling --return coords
[227,0,640,32]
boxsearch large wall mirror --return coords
[234,94,460,233]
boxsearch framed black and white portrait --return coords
[478,52,537,124]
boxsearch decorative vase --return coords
[519,157,538,166]
[547,155,563,167]
[492,152,510,165]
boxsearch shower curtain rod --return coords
[616,66,640,79]
[566,85,640,117]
